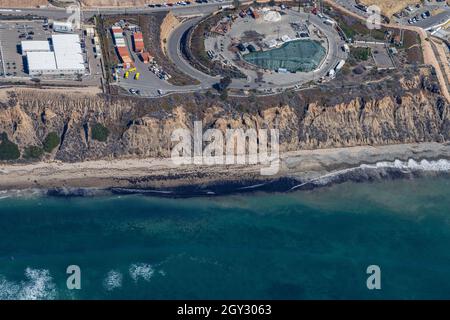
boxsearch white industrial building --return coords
[52,21,74,33]
[25,34,85,76]
[51,34,84,73]
[21,40,51,53]
[26,51,58,75]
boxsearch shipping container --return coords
[115,38,126,47]
[140,52,153,63]
[133,32,145,52]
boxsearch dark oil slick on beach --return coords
[0,176,449,299]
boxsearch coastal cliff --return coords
[0,67,448,163]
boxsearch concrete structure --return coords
[21,40,51,53]
[25,34,85,76]
[264,10,281,22]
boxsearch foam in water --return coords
[361,159,450,171]
[290,158,450,190]
[0,268,56,300]
[103,270,123,291]
[129,263,154,282]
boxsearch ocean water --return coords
[0,176,449,299]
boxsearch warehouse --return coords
[26,51,58,75]
[25,34,85,76]
[51,34,85,73]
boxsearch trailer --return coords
[335,59,345,71]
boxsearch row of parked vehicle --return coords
[148,1,191,7]
[148,0,224,7]
[408,10,431,24]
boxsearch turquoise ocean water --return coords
[0,176,449,299]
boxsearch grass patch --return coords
[0,132,20,161]
[43,132,60,153]
[350,47,372,61]
[91,123,110,142]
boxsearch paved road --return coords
[0,2,234,21]
[166,16,219,89]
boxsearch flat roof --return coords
[21,40,51,52]
[53,21,73,27]
[27,51,57,71]
[51,34,84,71]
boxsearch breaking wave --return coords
[129,263,154,282]
[103,270,123,291]
[291,159,450,191]
[0,268,57,300]
[361,159,450,171]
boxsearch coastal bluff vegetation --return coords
[0,66,448,163]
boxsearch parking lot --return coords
[0,20,52,78]
[388,1,450,29]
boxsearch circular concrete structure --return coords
[202,7,347,91]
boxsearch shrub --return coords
[43,132,60,153]
[91,123,109,142]
[0,133,20,160]
[24,146,44,160]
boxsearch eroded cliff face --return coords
[0,69,448,163]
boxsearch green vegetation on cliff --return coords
[24,146,44,160]
[43,132,60,153]
[0,132,20,160]
[91,123,110,142]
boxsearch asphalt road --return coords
[0,2,233,21]
[166,16,219,89]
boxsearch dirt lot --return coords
[0,0,47,7]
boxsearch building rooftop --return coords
[51,34,84,71]
[21,40,51,52]
[27,51,57,71]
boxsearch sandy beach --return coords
[0,142,449,191]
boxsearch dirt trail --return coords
[325,0,450,103]
[431,37,450,88]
